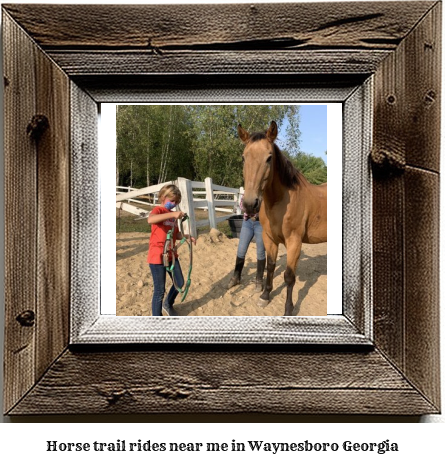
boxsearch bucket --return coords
[228,215,244,238]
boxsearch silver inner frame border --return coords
[70,81,373,345]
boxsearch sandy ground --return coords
[116,229,327,317]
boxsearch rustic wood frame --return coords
[2,2,441,415]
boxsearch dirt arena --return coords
[116,229,327,317]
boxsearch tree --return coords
[291,151,327,185]
[116,105,195,188]
[188,105,299,187]
[116,105,152,187]
[283,106,301,157]
[116,105,302,188]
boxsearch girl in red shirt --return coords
[147,184,195,316]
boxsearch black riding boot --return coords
[227,256,245,289]
[255,258,266,292]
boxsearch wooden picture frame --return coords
[2,2,441,415]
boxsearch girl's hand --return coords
[172,211,185,220]
[147,210,184,225]
[182,234,197,244]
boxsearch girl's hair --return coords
[158,184,182,203]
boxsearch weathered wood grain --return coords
[3,12,38,414]
[404,168,440,408]
[372,16,409,371]
[371,3,441,411]
[3,11,71,413]
[47,50,390,76]
[70,83,100,339]
[372,35,406,367]
[34,37,71,382]
[2,2,441,416]
[3,2,433,80]
[372,175,405,367]
[342,80,372,336]
[76,75,364,103]
[404,2,441,172]
[2,2,435,50]
[371,1,441,173]
[8,349,438,415]
[372,170,440,413]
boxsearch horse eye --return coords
[242,156,245,164]
[266,155,272,163]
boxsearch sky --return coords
[299,105,328,163]
[280,104,328,164]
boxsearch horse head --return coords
[238,121,278,215]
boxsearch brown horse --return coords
[238,121,327,316]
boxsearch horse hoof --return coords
[257,297,269,307]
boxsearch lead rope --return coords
[162,213,193,302]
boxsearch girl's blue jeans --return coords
[237,218,266,260]
[149,260,184,316]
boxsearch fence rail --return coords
[116,177,243,237]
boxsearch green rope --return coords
[163,213,193,302]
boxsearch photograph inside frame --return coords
[101,103,342,318]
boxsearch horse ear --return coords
[266,121,278,143]
[238,124,250,144]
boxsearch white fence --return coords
[116,177,243,237]
[116,181,173,218]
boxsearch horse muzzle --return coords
[242,196,261,215]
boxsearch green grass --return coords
[116,215,150,233]
[116,210,235,237]
[214,220,232,237]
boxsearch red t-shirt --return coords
[147,206,179,264]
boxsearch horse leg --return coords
[283,241,302,316]
[258,239,278,307]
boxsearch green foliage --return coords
[116,105,195,188]
[291,152,327,185]
[282,106,301,157]
[116,105,302,188]
[187,105,292,187]
[187,105,240,186]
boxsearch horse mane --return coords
[248,132,301,189]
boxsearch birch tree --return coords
[189,105,299,187]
